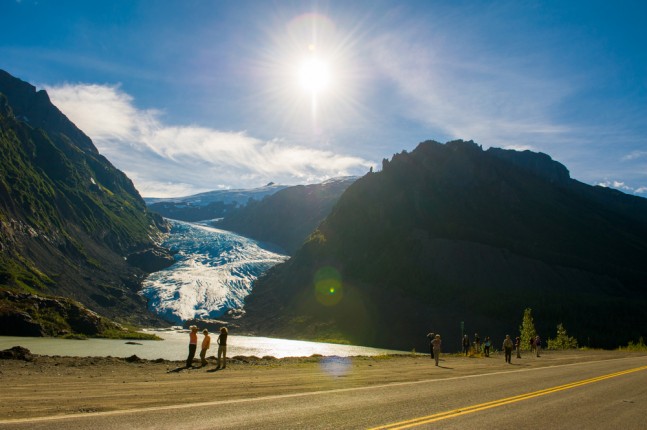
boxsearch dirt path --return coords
[1,349,645,421]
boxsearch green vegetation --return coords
[96,329,162,341]
[1,72,172,333]
[547,323,578,350]
[518,308,537,351]
[619,337,647,352]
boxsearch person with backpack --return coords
[426,332,435,359]
[503,335,514,364]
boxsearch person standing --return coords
[217,327,228,369]
[200,329,211,367]
[484,336,491,357]
[426,332,435,360]
[535,335,542,357]
[474,333,481,353]
[515,336,522,359]
[185,325,199,368]
[503,335,514,364]
[432,334,442,366]
[462,334,470,356]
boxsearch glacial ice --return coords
[140,220,288,322]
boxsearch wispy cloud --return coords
[368,28,575,150]
[45,83,373,197]
[622,151,647,161]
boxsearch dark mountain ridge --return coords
[0,69,172,333]
[232,140,647,351]
[211,177,357,254]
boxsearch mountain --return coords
[211,177,357,254]
[144,183,288,222]
[0,69,173,334]
[231,140,647,351]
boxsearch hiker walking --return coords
[426,332,435,359]
[515,336,522,359]
[432,334,442,366]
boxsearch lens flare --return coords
[319,356,352,377]
[314,266,343,306]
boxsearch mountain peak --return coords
[0,69,97,153]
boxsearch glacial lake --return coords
[0,329,406,361]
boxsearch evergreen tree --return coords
[547,323,578,349]
[519,307,536,351]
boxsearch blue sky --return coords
[1,0,646,197]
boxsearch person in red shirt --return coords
[185,325,198,368]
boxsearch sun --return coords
[298,56,331,95]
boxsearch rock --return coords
[126,247,175,272]
[0,346,34,361]
[0,309,45,336]
[125,355,142,363]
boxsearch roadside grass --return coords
[618,337,647,352]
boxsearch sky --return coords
[1,0,646,198]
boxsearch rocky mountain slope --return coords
[233,140,647,351]
[211,177,357,254]
[0,69,173,333]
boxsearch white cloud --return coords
[46,83,373,197]
[596,180,634,192]
[622,151,647,161]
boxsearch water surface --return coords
[0,330,405,361]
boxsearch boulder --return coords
[0,346,34,361]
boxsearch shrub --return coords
[547,323,578,350]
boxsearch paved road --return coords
[2,356,645,429]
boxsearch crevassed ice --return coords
[140,220,288,322]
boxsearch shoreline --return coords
[2,347,646,422]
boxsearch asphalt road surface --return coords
[3,355,645,429]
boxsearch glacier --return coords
[140,220,289,323]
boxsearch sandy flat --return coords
[1,349,645,421]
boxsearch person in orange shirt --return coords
[185,325,198,368]
[200,329,211,367]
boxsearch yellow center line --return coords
[370,365,647,430]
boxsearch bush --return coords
[547,323,578,350]
[620,337,647,352]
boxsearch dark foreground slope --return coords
[235,140,647,351]
[212,177,357,254]
[0,70,172,332]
